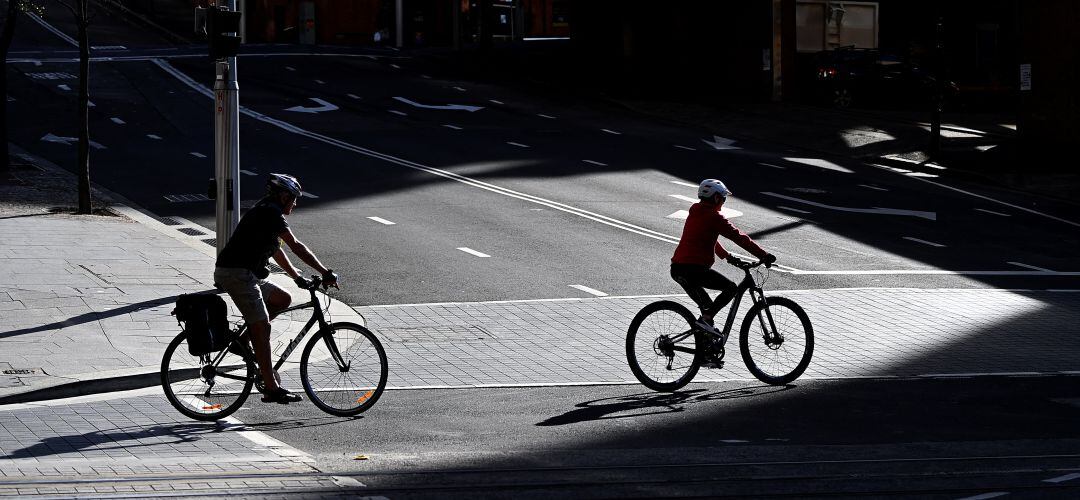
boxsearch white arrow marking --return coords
[58,84,71,91]
[669,194,697,203]
[702,135,741,150]
[457,247,490,258]
[110,117,125,125]
[569,285,608,297]
[88,101,95,107]
[761,192,937,220]
[667,210,689,220]
[784,157,853,173]
[285,97,339,114]
[666,207,743,219]
[367,216,395,225]
[41,133,105,149]
[392,96,483,112]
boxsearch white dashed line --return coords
[582,160,607,166]
[1044,473,1080,483]
[506,142,530,148]
[110,117,125,125]
[975,208,1010,217]
[457,247,490,258]
[57,84,71,91]
[778,206,812,214]
[146,134,162,140]
[189,152,206,158]
[421,74,432,79]
[1007,261,1054,272]
[443,124,462,130]
[286,66,296,71]
[314,79,325,84]
[489,99,504,105]
[347,94,361,100]
[759,162,785,169]
[601,128,621,135]
[537,113,556,119]
[569,285,608,297]
[903,236,946,248]
[389,110,408,116]
[858,184,888,191]
[367,216,395,225]
[453,86,467,92]
[390,64,401,69]
[239,169,258,176]
[669,194,697,203]
[670,181,698,188]
[674,145,696,151]
[956,493,1009,500]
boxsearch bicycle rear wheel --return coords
[739,296,813,385]
[626,300,703,392]
[161,332,254,421]
[300,322,388,416]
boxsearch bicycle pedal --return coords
[701,360,724,369]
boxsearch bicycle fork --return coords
[749,287,783,346]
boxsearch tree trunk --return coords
[0,0,19,174]
[76,1,90,213]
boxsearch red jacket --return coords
[672,201,767,266]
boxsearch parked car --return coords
[812,47,957,109]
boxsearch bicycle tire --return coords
[300,322,388,416]
[626,300,704,392]
[739,296,813,385]
[161,332,254,421]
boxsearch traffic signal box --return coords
[207,7,242,59]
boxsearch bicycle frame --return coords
[669,264,779,349]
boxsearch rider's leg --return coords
[671,264,713,314]
[699,270,737,321]
[247,319,279,391]
[263,285,292,321]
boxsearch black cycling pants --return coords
[670,263,738,318]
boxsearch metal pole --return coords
[929,16,944,160]
[214,1,241,254]
[396,0,404,47]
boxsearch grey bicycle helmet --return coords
[698,178,732,199]
[267,173,303,198]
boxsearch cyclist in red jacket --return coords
[671,179,776,336]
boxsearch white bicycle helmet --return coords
[698,178,732,200]
[267,173,303,198]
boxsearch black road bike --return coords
[627,259,813,391]
[161,276,388,420]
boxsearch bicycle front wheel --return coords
[300,322,388,416]
[739,296,813,385]
[161,332,254,421]
[626,301,703,392]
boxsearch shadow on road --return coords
[537,385,793,426]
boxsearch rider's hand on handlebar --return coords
[761,253,777,268]
[321,269,339,289]
[726,255,748,267]
[294,275,314,289]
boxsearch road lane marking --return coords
[903,236,946,247]
[506,142,530,148]
[443,124,462,130]
[489,99,504,104]
[784,157,853,173]
[674,145,696,151]
[669,194,697,203]
[41,133,106,149]
[670,180,698,188]
[314,79,325,84]
[347,93,361,100]
[57,84,71,91]
[762,192,937,220]
[667,210,689,220]
[392,96,483,112]
[668,208,742,219]
[537,113,556,119]
[240,169,258,176]
[421,74,432,79]
[110,117,125,125]
[367,216,395,225]
[759,162,785,169]
[147,134,162,140]
[190,152,206,158]
[582,160,607,166]
[1044,473,1080,483]
[457,247,490,258]
[301,191,319,199]
[1007,261,1053,272]
[956,493,1008,500]
[865,163,1080,229]
[778,206,811,214]
[286,66,296,71]
[286,97,339,113]
[390,64,401,69]
[389,110,408,116]
[453,86,466,92]
[27,13,78,47]
[975,208,1010,217]
[569,285,608,297]
[858,184,888,191]
[601,128,621,135]
[702,135,741,150]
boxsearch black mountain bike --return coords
[161,276,388,421]
[627,259,813,391]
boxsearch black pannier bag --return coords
[173,294,231,356]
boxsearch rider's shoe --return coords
[261,387,302,404]
[695,316,721,337]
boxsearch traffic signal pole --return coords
[209,1,242,254]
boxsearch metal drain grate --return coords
[177,227,206,236]
[157,216,182,226]
[384,325,494,342]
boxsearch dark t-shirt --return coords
[216,197,289,276]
